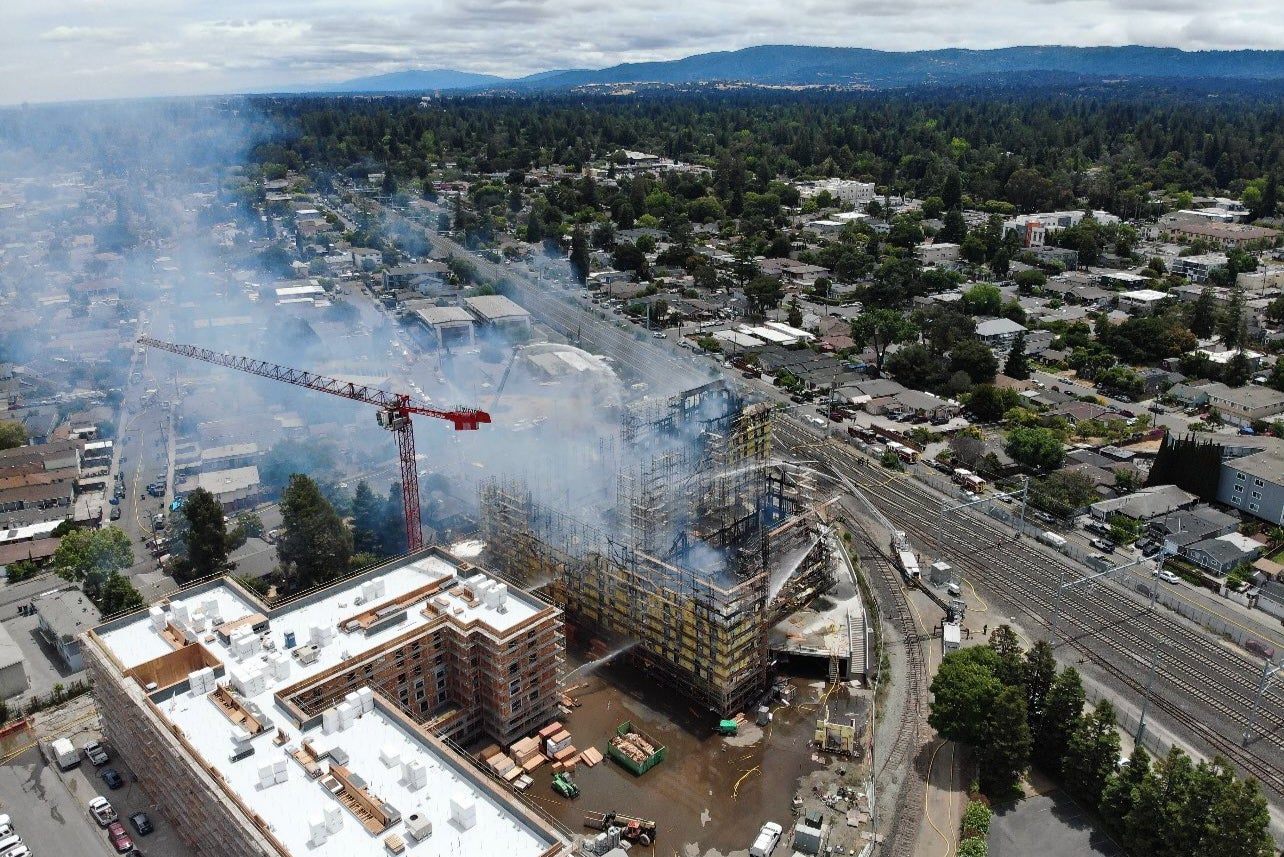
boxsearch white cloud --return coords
[4,0,1284,104]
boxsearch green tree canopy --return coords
[176,487,230,580]
[1031,666,1084,776]
[976,685,1032,797]
[1062,699,1121,807]
[278,474,353,590]
[54,526,133,597]
[1005,425,1066,471]
[928,646,1003,746]
[949,339,999,386]
[850,309,917,373]
[1003,331,1030,380]
[99,572,145,615]
[965,385,1024,422]
[961,283,1003,316]
[0,421,27,451]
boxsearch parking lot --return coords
[0,700,188,857]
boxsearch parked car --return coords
[1245,639,1276,659]
[1155,569,1181,585]
[110,507,122,520]
[101,768,124,790]
[1090,537,1116,553]
[106,821,133,853]
[1141,543,1162,557]
[128,812,153,836]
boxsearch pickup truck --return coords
[89,796,118,827]
[83,740,109,766]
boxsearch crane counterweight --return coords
[138,336,491,552]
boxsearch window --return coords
[1253,491,1262,499]
[1235,485,1244,493]
[1250,503,1260,511]
[1256,478,1265,487]
[1237,472,1246,481]
[1232,495,1242,504]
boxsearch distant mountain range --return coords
[308,45,1284,95]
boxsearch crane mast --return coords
[139,337,491,552]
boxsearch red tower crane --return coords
[139,337,491,552]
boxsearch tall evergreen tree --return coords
[975,685,1032,797]
[1219,283,1247,349]
[1061,699,1121,807]
[1032,666,1084,776]
[524,208,544,244]
[379,483,408,556]
[278,474,353,589]
[178,487,231,580]
[1189,287,1217,339]
[569,225,590,284]
[941,172,963,211]
[1099,746,1151,833]
[1023,640,1057,731]
[938,208,967,244]
[351,481,383,555]
[987,625,1025,687]
[1004,331,1030,380]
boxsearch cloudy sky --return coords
[5,0,1284,105]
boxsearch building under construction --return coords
[481,381,832,717]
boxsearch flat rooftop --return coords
[90,551,566,857]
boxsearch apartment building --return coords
[82,548,568,857]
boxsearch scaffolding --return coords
[480,383,830,717]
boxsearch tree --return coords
[1023,640,1057,730]
[942,171,963,210]
[612,241,650,278]
[233,511,264,540]
[524,208,544,244]
[928,646,1002,746]
[850,309,917,373]
[886,344,948,390]
[1062,700,1121,807]
[99,572,145,615]
[961,284,1003,316]
[745,276,785,315]
[1219,283,1247,349]
[1100,747,1151,832]
[53,526,133,597]
[177,488,230,579]
[976,685,1032,797]
[787,301,803,328]
[351,481,384,555]
[1013,269,1047,293]
[1223,350,1252,388]
[278,474,353,590]
[0,421,26,451]
[987,625,1025,687]
[949,339,999,386]
[378,482,408,556]
[1005,425,1065,471]
[966,385,1024,422]
[569,225,590,284]
[1004,331,1030,380]
[938,208,967,245]
[1031,666,1084,776]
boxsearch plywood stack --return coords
[510,736,544,772]
[577,747,604,767]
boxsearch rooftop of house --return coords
[975,318,1027,337]
[37,589,99,642]
[1090,484,1197,520]
[89,551,563,857]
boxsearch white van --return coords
[0,835,23,857]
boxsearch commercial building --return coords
[795,179,877,207]
[414,306,476,349]
[464,295,532,338]
[180,466,262,512]
[1199,382,1284,427]
[1003,210,1120,247]
[83,549,569,857]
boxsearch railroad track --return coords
[775,418,1284,799]
[846,521,929,857]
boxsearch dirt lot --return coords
[471,649,875,856]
